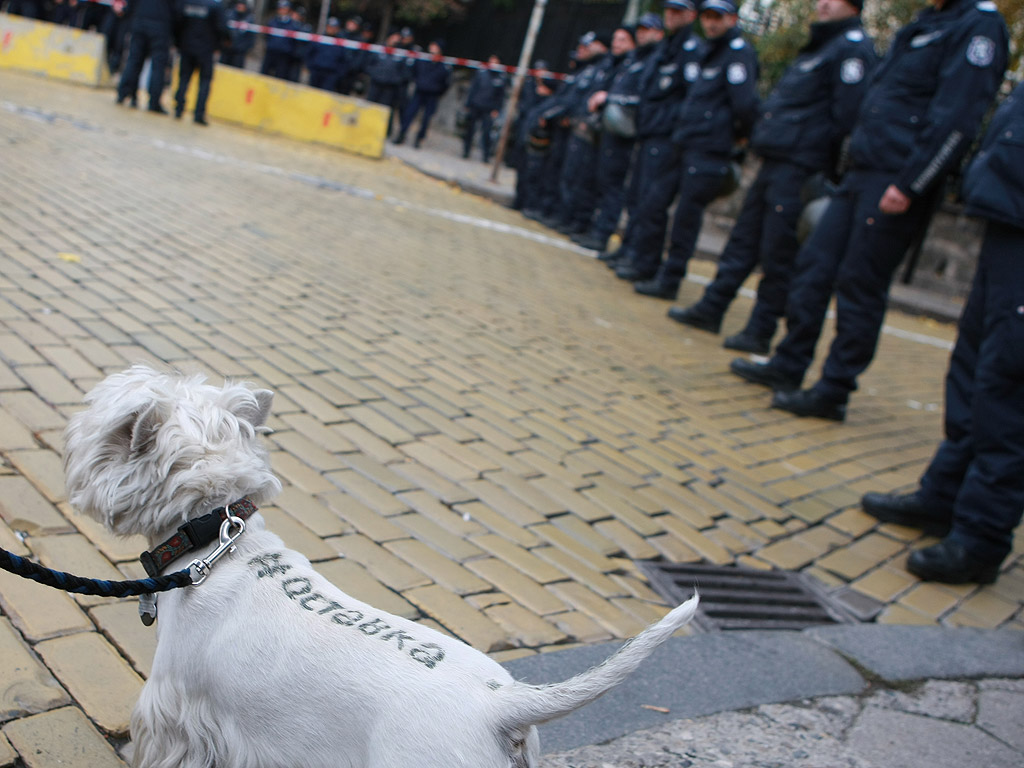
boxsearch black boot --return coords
[667,305,721,333]
[634,278,678,300]
[729,358,800,391]
[907,538,999,584]
[771,388,846,421]
[723,330,771,355]
[861,491,951,536]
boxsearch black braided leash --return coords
[0,547,192,596]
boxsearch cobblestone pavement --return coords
[0,70,1021,765]
[540,678,1024,768]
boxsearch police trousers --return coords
[771,169,931,400]
[117,23,170,105]
[175,49,215,119]
[695,159,811,338]
[918,221,1024,564]
[588,133,635,241]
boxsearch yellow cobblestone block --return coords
[6,450,65,504]
[484,602,568,648]
[3,707,127,768]
[393,512,484,562]
[326,469,408,515]
[0,476,69,533]
[35,631,142,736]
[466,558,567,615]
[0,617,70,720]
[259,507,337,562]
[0,569,92,642]
[404,584,512,653]
[384,538,490,596]
[546,581,648,638]
[88,601,158,678]
[331,534,431,591]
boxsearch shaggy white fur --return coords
[63,365,698,768]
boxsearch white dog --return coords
[63,365,698,768]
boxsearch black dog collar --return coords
[140,499,259,577]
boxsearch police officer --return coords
[576,15,664,252]
[260,0,294,80]
[669,0,877,352]
[629,0,759,300]
[220,0,253,68]
[173,0,228,124]
[287,4,312,82]
[116,0,177,112]
[395,40,452,147]
[516,67,563,217]
[606,0,704,278]
[859,84,1024,584]
[730,0,1009,422]
[306,17,346,91]
[366,30,414,135]
[462,55,509,162]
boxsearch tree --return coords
[335,0,469,37]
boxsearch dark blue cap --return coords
[637,11,665,29]
[700,0,739,12]
[664,0,697,10]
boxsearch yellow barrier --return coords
[0,12,105,85]
[174,65,389,159]
[1,12,389,158]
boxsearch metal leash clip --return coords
[188,515,246,586]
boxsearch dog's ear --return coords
[235,390,273,429]
[129,403,164,455]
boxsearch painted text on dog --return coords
[249,553,446,669]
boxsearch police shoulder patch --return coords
[727,62,747,84]
[730,37,746,50]
[975,1,997,10]
[684,62,701,81]
[966,35,995,66]
[845,29,865,42]
[840,57,865,84]
[684,38,699,51]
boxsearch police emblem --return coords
[845,29,865,41]
[730,37,745,49]
[684,62,700,81]
[840,58,865,84]
[726,62,747,84]
[660,74,674,90]
[966,35,995,66]
[684,38,699,50]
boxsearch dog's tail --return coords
[496,592,699,729]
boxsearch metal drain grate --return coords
[638,561,860,632]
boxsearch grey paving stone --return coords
[504,631,866,753]
[806,625,1024,682]
[976,689,1024,752]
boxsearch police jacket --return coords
[263,13,294,55]
[636,24,705,139]
[365,50,412,86]
[466,67,509,112]
[961,83,1024,229]
[175,0,228,55]
[126,0,176,33]
[226,7,254,54]
[672,27,760,155]
[412,59,451,95]
[305,34,346,71]
[848,0,1008,198]
[750,17,877,172]
[536,53,606,122]
[606,42,659,112]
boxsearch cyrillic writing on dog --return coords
[250,553,445,669]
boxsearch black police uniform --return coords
[555,52,619,233]
[397,58,452,146]
[751,0,1009,416]
[306,31,347,91]
[260,11,295,80]
[463,66,509,161]
[633,26,760,297]
[116,0,177,110]
[909,83,1024,577]
[366,49,414,134]
[220,5,254,67]
[287,16,312,83]
[173,0,228,123]
[580,43,662,249]
[612,23,705,277]
[516,82,564,216]
[680,16,877,344]
[530,58,589,220]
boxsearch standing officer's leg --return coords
[147,30,170,111]
[174,51,195,117]
[193,51,214,123]
[618,144,682,281]
[737,162,810,348]
[462,108,478,158]
[910,222,1024,582]
[638,158,725,299]
[672,163,770,332]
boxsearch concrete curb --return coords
[502,626,1022,753]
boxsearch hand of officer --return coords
[588,91,608,113]
[491,110,499,119]
[878,185,911,215]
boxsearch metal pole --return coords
[489,0,548,184]
[623,0,641,25]
[316,0,330,35]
